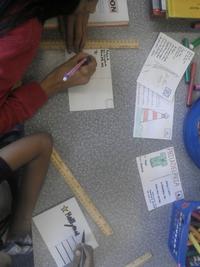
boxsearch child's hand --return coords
[65,0,99,53]
[72,244,94,267]
[40,52,97,97]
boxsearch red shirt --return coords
[0,18,48,134]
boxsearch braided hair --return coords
[0,0,80,35]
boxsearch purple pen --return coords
[63,57,89,82]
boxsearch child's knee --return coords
[40,133,53,152]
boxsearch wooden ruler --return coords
[124,253,153,267]
[40,39,139,50]
[51,148,113,236]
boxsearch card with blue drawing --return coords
[33,197,98,267]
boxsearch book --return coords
[44,0,129,29]
[151,0,166,17]
[66,49,114,112]
[88,0,129,26]
[167,0,200,19]
[161,0,167,11]
[151,0,162,16]
[33,197,98,267]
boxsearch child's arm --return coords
[0,133,53,239]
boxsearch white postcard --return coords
[137,33,194,101]
[133,83,174,140]
[67,49,114,112]
[33,198,98,267]
[136,147,184,211]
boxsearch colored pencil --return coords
[189,233,200,254]
[187,63,197,107]
[182,38,191,84]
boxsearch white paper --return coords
[133,83,174,140]
[67,49,114,111]
[89,0,129,26]
[136,147,184,211]
[33,198,98,267]
[137,33,194,101]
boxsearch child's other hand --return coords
[65,0,98,53]
[72,244,94,267]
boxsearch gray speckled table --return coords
[26,1,200,267]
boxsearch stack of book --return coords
[44,0,129,32]
[151,0,200,19]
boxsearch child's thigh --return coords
[0,133,53,171]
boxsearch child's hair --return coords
[0,0,80,35]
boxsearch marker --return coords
[186,257,191,267]
[187,248,199,257]
[187,62,197,107]
[189,233,200,254]
[182,38,191,83]
[194,84,200,91]
[152,0,162,16]
[63,56,90,82]
[188,255,200,267]
[191,22,200,30]
[186,259,189,267]
[197,121,200,136]
[189,37,200,49]
[191,221,200,228]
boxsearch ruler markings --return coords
[124,253,153,267]
[51,148,113,236]
[40,39,139,50]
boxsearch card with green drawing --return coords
[136,147,184,211]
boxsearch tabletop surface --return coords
[27,1,200,266]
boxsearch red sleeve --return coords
[0,18,48,134]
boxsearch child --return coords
[0,133,53,266]
[0,0,97,134]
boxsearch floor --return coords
[24,1,200,266]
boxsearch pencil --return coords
[194,84,200,91]
[189,232,200,254]
[186,62,197,107]
[190,225,200,242]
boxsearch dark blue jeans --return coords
[0,158,13,184]
[0,124,24,149]
[0,124,24,208]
